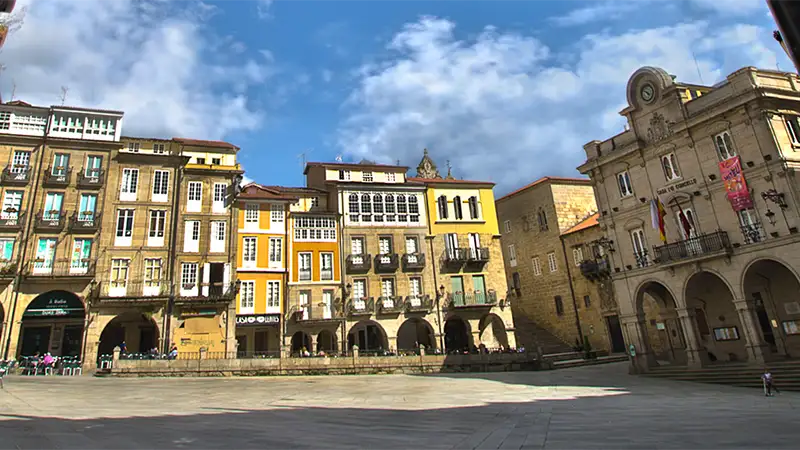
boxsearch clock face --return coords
[641,84,655,103]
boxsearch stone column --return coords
[734,299,768,364]
[308,333,317,354]
[387,336,397,352]
[676,308,703,368]
[620,314,654,373]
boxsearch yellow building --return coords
[234,184,295,356]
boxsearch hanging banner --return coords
[719,156,753,211]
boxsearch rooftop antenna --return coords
[297,152,306,168]
[10,80,15,101]
[396,159,400,166]
[335,154,343,162]
[0,64,5,103]
[692,51,704,85]
[59,86,68,105]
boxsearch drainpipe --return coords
[560,235,584,346]
[282,201,290,354]
[2,109,53,360]
[163,150,186,353]
[424,188,444,351]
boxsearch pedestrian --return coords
[119,341,127,354]
[762,369,780,396]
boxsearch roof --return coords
[4,100,32,107]
[407,176,495,187]
[54,105,124,115]
[561,213,599,236]
[120,135,172,142]
[237,183,297,201]
[497,176,591,202]
[303,161,409,174]
[173,137,239,150]
[260,185,327,195]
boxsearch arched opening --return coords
[685,271,745,363]
[743,259,800,358]
[291,331,311,354]
[98,312,160,357]
[18,290,85,357]
[479,314,509,350]
[635,281,685,366]
[316,330,337,353]
[347,320,388,352]
[444,316,471,353]
[397,318,435,351]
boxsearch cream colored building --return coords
[578,66,800,370]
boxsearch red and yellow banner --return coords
[719,156,753,211]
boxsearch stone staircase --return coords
[511,312,574,355]
[644,360,800,391]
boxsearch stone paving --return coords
[1,362,799,449]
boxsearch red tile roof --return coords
[407,177,495,186]
[237,183,297,201]
[260,185,328,194]
[4,100,32,107]
[497,176,591,202]
[561,213,599,236]
[173,137,239,150]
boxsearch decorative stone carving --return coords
[415,148,442,179]
[646,113,675,143]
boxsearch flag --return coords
[671,199,693,238]
[650,198,667,243]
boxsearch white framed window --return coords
[387,173,396,182]
[785,116,800,146]
[573,247,584,266]
[547,252,558,272]
[153,143,166,154]
[453,196,463,220]
[270,203,284,223]
[184,220,200,253]
[213,183,227,213]
[713,131,736,160]
[109,258,130,297]
[11,150,30,174]
[115,209,135,246]
[381,278,395,298]
[310,196,319,208]
[1,190,23,220]
[33,238,56,274]
[437,195,448,219]
[351,237,364,255]
[0,238,13,261]
[617,171,633,198]
[352,279,366,300]
[631,227,648,267]
[320,252,334,280]
[120,168,139,201]
[379,236,392,254]
[266,280,280,310]
[187,181,202,212]
[268,237,282,268]
[338,169,351,181]
[69,238,92,274]
[363,171,373,182]
[405,236,418,254]
[212,157,221,165]
[294,216,336,241]
[409,277,421,300]
[152,170,169,202]
[244,203,259,229]
[127,142,140,153]
[239,280,255,313]
[508,244,517,267]
[504,220,511,233]
[147,210,166,247]
[242,237,257,268]
[143,258,162,296]
[298,252,312,281]
[661,152,681,181]
[210,221,226,253]
[180,262,199,296]
[532,257,542,276]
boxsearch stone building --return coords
[496,177,622,353]
[578,66,800,370]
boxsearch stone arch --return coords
[18,290,86,358]
[98,312,160,357]
[316,329,337,353]
[478,313,509,349]
[396,318,435,351]
[444,315,472,353]
[348,320,388,352]
[291,331,311,354]
[742,258,800,357]
[685,270,746,363]
[623,218,645,232]
[634,280,685,365]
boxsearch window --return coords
[270,204,284,223]
[268,237,282,266]
[387,173,396,182]
[573,247,584,266]
[34,238,57,273]
[210,221,226,253]
[320,253,334,280]
[152,170,169,201]
[144,259,162,286]
[437,195,448,219]
[532,257,542,276]
[52,153,69,176]
[1,190,23,219]
[405,236,418,254]
[212,157,221,165]
[352,279,366,299]
[738,208,763,244]
[148,210,166,245]
[0,238,13,261]
[243,237,257,267]
[397,195,408,222]
[311,196,319,208]
[661,152,681,181]
[408,195,420,222]
[359,194,372,222]
[111,259,130,286]
[294,216,337,241]
[445,233,459,259]
[409,277,421,299]
[127,142,140,153]
[713,131,736,160]
[363,171,373,182]
[512,272,521,295]
[351,237,364,255]
[379,236,392,254]
[213,183,227,213]
[508,244,517,267]
[43,192,64,219]
[338,169,351,181]
[245,203,259,226]
[584,295,591,308]
[785,116,800,145]
[85,155,102,178]
[538,208,548,231]
[11,150,30,174]
[267,281,280,308]
[184,220,200,252]
[120,168,139,201]
[468,196,480,219]
[617,171,633,198]
[115,209,135,246]
[630,228,647,267]
[373,194,384,222]
[181,263,198,288]
[153,143,166,154]
[187,181,202,212]
[347,194,359,222]
[196,157,206,164]
[453,196,463,220]
[240,281,255,311]
[381,278,395,298]
[555,296,564,316]
[298,252,312,280]
[547,252,558,272]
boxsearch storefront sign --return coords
[719,156,753,211]
[656,177,697,195]
[23,291,84,319]
[236,314,280,327]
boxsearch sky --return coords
[0,0,791,195]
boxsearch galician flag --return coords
[650,198,667,243]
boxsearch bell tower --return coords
[415,148,442,179]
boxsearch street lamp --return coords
[765,209,777,226]
[762,189,788,209]
[435,285,446,351]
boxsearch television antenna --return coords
[59,86,68,105]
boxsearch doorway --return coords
[606,315,626,353]
[21,326,51,356]
[209,263,225,296]
[752,292,777,352]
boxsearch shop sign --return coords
[236,314,280,327]
[656,177,697,196]
[23,291,84,318]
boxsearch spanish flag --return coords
[650,198,667,243]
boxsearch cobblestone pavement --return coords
[1,362,799,449]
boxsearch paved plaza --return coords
[1,362,799,449]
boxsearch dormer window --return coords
[713,131,736,160]
[196,157,206,164]
[661,152,681,181]
[339,169,351,181]
[387,173,396,182]
[127,142,140,153]
[363,171,373,182]
[212,157,221,165]
[153,143,166,154]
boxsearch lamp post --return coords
[342,283,351,354]
[436,284,445,351]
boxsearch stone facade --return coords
[578,66,800,370]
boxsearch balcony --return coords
[24,258,95,279]
[466,247,490,264]
[298,269,312,281]
[374,253,399,273]
[447,290,498,308]
[741,223,766,245]
[69,212,101,233]
[0,212,24,231]
[347,297,374,316]
[579,258,611,281]
[652,231,732,266]
[176,282,237,304]
[402,253,426,271]
[1,166,30,185]
[320,268,334,281]
[94,281,170,301]
[376,296,404,314]
[76,168,105,189]
[293,299,342,322]
[42,166,72,187]
[34,211,66,232]
[440,248,469,266]
[0,261,17,281]
[405,295,433,313]
[346,254,371,273]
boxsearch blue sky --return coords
[1,0,791,194]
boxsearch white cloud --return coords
[0,0,272,140]
[549,1,641,27]
[337,16,789,193]
[321,69,333,83]
[690,0,763,16]
[257,0,273,19]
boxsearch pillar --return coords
[387,336,397,352]
[676,308,703,368]
[621,314,655,373]
[733,299,768,364]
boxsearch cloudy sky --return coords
[0,0,790,194]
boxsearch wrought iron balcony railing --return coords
[69,212,101,233]
[402,253,426,271]
[376,296,404,314]
[347,297,374,315]
[374,253,399,272]
[467,247,490,263]
[448,290,498,308]
[740,223,766,245]
[345,254,371,273]
[94,280,170,300]
[298,269,312,281]
[405,295,433,312]
[292,299,342,321]
[34,210,66,232]
[440,248,470,265]
[42,166,72,186]
[76,168,105,189]
[25,258,96,278]
[579,258,611,281]
[1,166,30,185]
[177,282,238,303]
[0,211,24,230]
[652,231,731,265]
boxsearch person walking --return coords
[762,369,780,396]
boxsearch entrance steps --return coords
[644,360,800,391]
[512,313,574,355]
